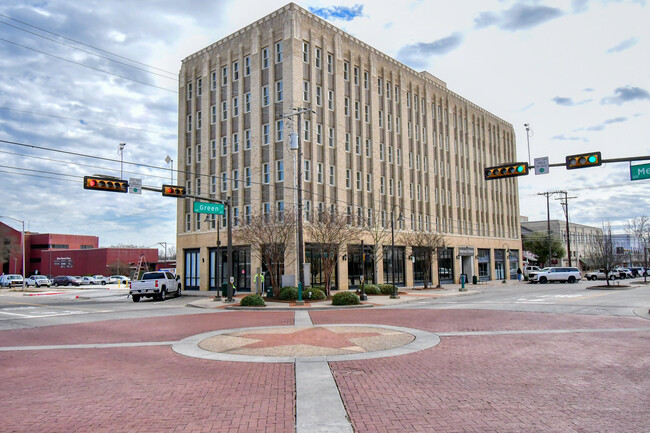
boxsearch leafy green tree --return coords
[523,233,565,267]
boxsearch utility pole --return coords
[537,192,554,267]
[556,191,577,267]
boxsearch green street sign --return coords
[631,163,650,181]
[193,201,225,215]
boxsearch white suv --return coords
[529,267,582,284]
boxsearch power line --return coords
[0,20,177,81]
[0,106,177,137]
[0,37,177,93]
[0,12,176,76]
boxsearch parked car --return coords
[523,266,542,279]
[528,267,582,284]
[614,268,634,279]
[25,275,52,287]
[108,275,130,284]
[79,276,96,285]
[1,274,24,288]
[129,271,182,302]
[627,267,647,278]
[52,276,81,287]
[93,275,108,285]
[584,270,618,281]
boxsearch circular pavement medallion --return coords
[173,325,441,363]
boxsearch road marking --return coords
[0,306,112,319]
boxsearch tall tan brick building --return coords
[177,3,521,292]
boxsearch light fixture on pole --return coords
[158,242,168,268]
[390,205,404,299]
[502,243,510,283]
[118,143,126,179]
[0,215,25,291]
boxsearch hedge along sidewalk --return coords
[186,286,480,310]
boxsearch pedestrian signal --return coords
[484,163,529,180]
[566,152,602,170]
[83,176,129,193]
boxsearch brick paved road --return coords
[1,309,648,432]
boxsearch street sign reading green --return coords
[193,201,225,215]
[631,163,650,181]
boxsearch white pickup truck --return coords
[129,271,182,302]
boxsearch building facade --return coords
[176,3,522,292]
[521,220,603,271]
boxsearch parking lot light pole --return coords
[0,216,25,291]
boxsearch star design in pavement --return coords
[238,327,382,350]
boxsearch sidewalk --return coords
[186,283,485,310]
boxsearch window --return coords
[380,176,385,194]
[302,41,309,62]
[196,111,202,129]
[275,80,283,102]
[196,78,202,96]
[261,47,269,69]
[389,178,394,196]
[244,92,251,113]
[353,66,359,85]
[379,110,383,128]
[315,47,322,68]
[262,123,270,145]
[232,97,239,117]
[221,172,227,192]
[303,80,309,102]
[245,167,251,187]
[354,100,360,120]
[377,77,382,95]
[186,81,192,100]
[397,148,401,165]
[316,163,323,184]
[356,171,362,190]
[315,124,322,144]
[398,180,402,197]
[355,136,361,155]
[276,201,285,221]
[388,146,393,163]
[221,136,227,156]
[232,62,239,81]
[232,133,239,153]
[186,146,191,164]
[329,165,335,186]
[262,163,270,184]
[221,101,227,120]
[303,119,310,141]
[232,169,239,190]
[195,213,201,231]
[366,173,372,191]
[345,169,351,188]
[379,142,384,161]
[363,71,369,89]
[210,139,217,159]
[244,56,251,76]
[244,129,251,150]
[196,144,201,162]
[365,139,371,157]
[262,86,269,106]
[344,97,350,116]
[275,41,282,63]
[233,207,239,227]
[327,52,333,73]
[221,66,227,86]
[386,82,391,99]
[328,127,334,147]
[210,71,217,90]
[245,205,251,225]
[275,119,284,142]
[327,90,334,110]
[186,114,192,132]
[276,160,284,182]
[304,160,311,182]
[211,105,217,124]
[315,85,322,106]
[345,133,351,152]
[364,105,369,123]
[211,175,217,194]
[343,61,349,80]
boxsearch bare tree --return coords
[626,216,650,282]
[400,230,446,289]
[236,208,296,297]
[360,206,393,284]
[304,209,359,296]
[585,223,617,286]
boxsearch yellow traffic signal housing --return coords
[161,184,187,198]
[484,162,529,180]
[83,176,129,193]
[566,152,602,169]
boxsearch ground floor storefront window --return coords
[383,246,405,286]
[306,244,338,290]
[437,247,454,284]
[495,249,506,280]
[184,249,200,290]
[348,244,376,288]
[412,247,431,285]
[478,249,491,281]
[208,247,251,291]
[509,249,519,280]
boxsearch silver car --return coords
[25,275,52,287]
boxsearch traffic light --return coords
[484,162,529,180]
[161,184,187,198]
[565,151,602,169]
[83,176,128,193]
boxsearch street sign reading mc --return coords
[631,163,650,181]
[193,201,225,215]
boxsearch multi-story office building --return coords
[177,3,521,292]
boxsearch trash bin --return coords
[472,275,478,285]
[266,286,273,297]
[221,282,228,297]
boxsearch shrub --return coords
[279,286,299,301]
[332,291,360,305]
[378,284,397,295]
[305,288,326,300]
[240,294,265,307]
[360,284,380,295]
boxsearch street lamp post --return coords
[502,243,510,283]
[204,215,221,300]
[390,206,404,299]
[158,242,168,268]
[165,155,174,184]
[1,216,25,290]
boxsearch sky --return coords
[0,0,649,250]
